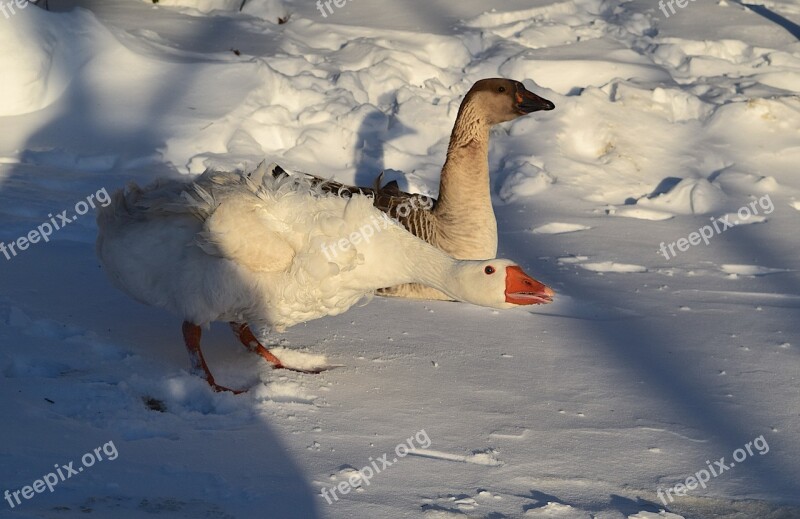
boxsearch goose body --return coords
[270,78,555,300]
[97,169,554,391]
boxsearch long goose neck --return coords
[434,100,492,220]
[351,222,462,297]
[400,235,462,297]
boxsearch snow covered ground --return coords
[1,0,799,517]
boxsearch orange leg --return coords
[229,322,285,368]
[230,322,325,374]
[182,321,243,394]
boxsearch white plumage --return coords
[96,168,553,391]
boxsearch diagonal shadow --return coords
[0,1,321,516]
[739,2,800,40]
[496,193,800,510]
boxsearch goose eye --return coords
[484,266,496,275]
[498,86,506,93]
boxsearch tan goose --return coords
[267,78,555,300]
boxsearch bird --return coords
[96,168,555,392]
[263,78,555,300]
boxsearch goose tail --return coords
[96,182,144,234]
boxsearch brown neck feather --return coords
[434,100,492,221]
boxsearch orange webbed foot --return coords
[230,322,328,374]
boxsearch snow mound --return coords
[499,162,555,201]
[0,6,113,116]
[711,170,779,195]
[634,178,728,216]
[148,0,288,21]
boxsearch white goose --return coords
[96,169,554,392]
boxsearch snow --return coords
[1,0,799,518]
[532,223,593,235]
[578,261,648,274]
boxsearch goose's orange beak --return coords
[505,265,554,305]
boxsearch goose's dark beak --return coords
[516,84,555,114]
[504,265,554,305]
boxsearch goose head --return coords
[465,78,555,125]
[450,259,554,309]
